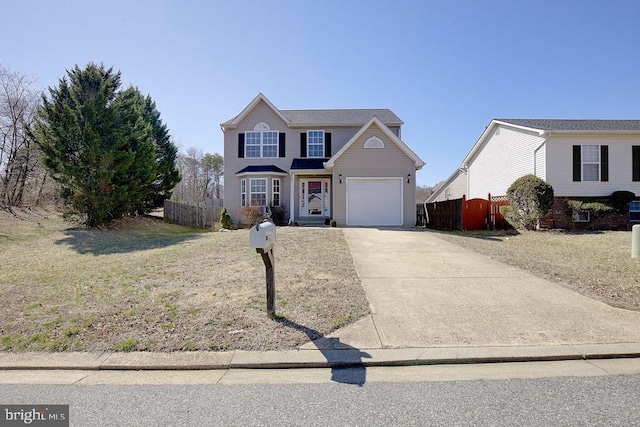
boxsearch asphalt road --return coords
[2,373,640,426]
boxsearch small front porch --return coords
[288,158,333,224]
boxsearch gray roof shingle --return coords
[496,119,640,131]
[281,109,403,126]
[222,108,403,127]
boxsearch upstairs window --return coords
[245,131,278,158]
[262,131,278,158]
[307,130,325,157]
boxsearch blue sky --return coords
[2,0,640,187]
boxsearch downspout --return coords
[464,164,470,199]
[533,131,550,178]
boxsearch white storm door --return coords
[300,179,330,216]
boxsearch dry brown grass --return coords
[0,207,368,352]
[429,228,640,311]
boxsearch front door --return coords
[300,179,330,217]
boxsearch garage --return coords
[346,178,403,226]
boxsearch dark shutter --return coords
[600,145,609,182]
[633,146,640,182]
[238,133,245,158]
[572,145,581,182]
[324,132,332,157]
[279,133,286,157]
[300,133,307,158]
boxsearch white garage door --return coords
[346,178,403,226]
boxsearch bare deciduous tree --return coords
[416,184,435,203]
[0,65,42,206]
[173,148,224,203]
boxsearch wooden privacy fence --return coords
[164,199,223,228]
[418,194,510,231]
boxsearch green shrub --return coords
[609,191,636,213]
[567,200,613,221]
[330,219,337,227]
[505,174,554,230]
[220,207,232,229]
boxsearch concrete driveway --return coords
[305,228,640,350]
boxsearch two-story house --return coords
[221,94,425,226]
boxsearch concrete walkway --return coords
[304,227,640,350]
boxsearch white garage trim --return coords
[346,177,403,226]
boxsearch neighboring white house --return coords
[431,119,640,201]
[428,119,640,229]
[221,93,425,226]
[425,167,467,203]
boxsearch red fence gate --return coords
[462,196,489,230]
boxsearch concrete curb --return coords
[1,343,640,371]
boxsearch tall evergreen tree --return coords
[142,94,180,208]
[32,63,179,227]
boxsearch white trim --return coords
[289,171,295,223]
[581,144,601,182]
[272,178,281,207]
[289,168,329,175]
[325,116,424,170]
[573,210,590,222]
[345,177,403,226]
[221,93,291,130]
[240,178,246,207]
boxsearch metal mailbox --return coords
[249,220,276,250]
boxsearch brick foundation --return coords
[540,197,633,230]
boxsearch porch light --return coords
[339,174,342,184]
[407,173,411,184]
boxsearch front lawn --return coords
[429,229,640,311]
[0,208,368,352]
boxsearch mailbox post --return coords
[249,220,277,318]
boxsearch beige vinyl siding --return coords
[223,99,411,224]
[332,123,415,225]
[223,100,292,223]
[545,134,640,197]
[467,125,546,198]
